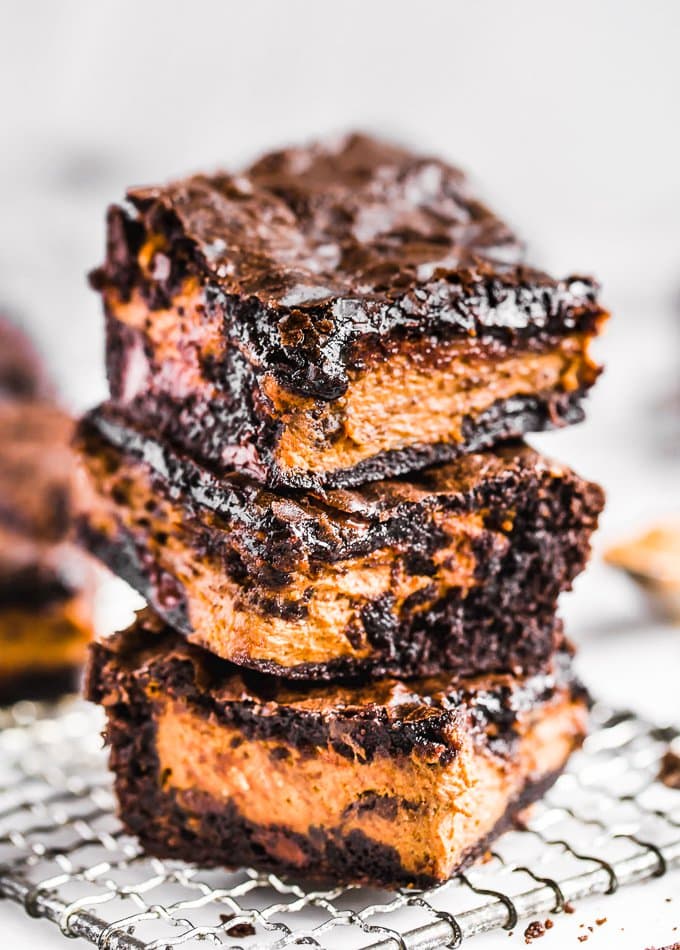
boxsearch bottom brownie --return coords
[87,611,588,888]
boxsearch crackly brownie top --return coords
[128,133,523,301]
[89,609,581,761]
[96,134,607,399]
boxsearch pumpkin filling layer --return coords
[78,443,489,666]
[153,690,585,878]
[107,284,600,477]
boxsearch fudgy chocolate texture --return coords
[87,611,586,887]
[77,406,603,680]
[92,133,607,488]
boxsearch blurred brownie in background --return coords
[0,315,93,703]
[606,520,680,622]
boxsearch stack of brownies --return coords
[0,316,92,702]
[79,134,607,888]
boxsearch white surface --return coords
[1,1,679,945]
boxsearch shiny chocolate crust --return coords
[86,611,587,886]
[92,133,607,489]
[76,406,603,680]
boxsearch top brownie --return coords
[92,133,607,489]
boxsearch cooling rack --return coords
[0,698,678,949]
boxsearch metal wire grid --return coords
[0,698,678,950]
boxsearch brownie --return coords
[75,405,603,680]
[86,610,588,888]
[0,319,94,704]
[0,597,90,703]
[0,524,93,703]
[0,400,74,541]
[91,133,607,489]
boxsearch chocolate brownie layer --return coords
[76,406,603,679]
[87,611,588,888]
[92,133,607,489]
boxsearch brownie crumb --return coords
[219,914,256,938]
[578,937,588,943]
[524,920,545,943]
[659,743,680,789]
[564,901,576,914]
[545,919,554,929]
[595,917,607,926]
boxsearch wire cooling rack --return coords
[0,698,678,949]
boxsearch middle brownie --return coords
[76,405,604,680]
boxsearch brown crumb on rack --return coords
[219,914,256,938]
[578,937,588,944]
[595,917,607,926]
[564,901,576,914]
[545,919,554,929]
[524,920,545,942]
[659,741,680,789]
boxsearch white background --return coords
[0,1,679,945]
